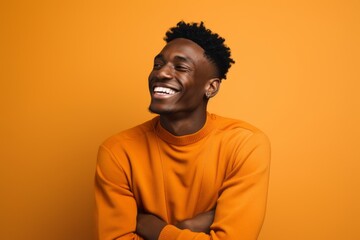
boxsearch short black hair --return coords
[164,21,235,80]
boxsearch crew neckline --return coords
[153,112,216,146]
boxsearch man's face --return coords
[148,38,217,116]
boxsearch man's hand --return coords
[176,209,215,234]
[136,210,215,239]
[136,213,167,240]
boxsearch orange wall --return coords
[1,1,359,239]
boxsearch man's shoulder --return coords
[210,113,263,134]
[210,113,269,143]
[101,116,159,149]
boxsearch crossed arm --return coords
[136,210,215,240]
[95,132,270,240]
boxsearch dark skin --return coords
[137,38,221,239]
[148,38,220,135]
[137,210,215,240]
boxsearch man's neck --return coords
[159,111,207,136]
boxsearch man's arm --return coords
[96,143,215,240]
[95,145,144,240]
[135,132,270,240]
[136,210,215,240]
[176,210,215,233]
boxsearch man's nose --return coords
[156,64,173,79]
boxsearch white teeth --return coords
[154,87,176,95]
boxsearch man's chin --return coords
[148,105,172,115]
[148,106,158,114]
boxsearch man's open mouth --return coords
[153,86,178,95]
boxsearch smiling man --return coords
[95,21,271,240]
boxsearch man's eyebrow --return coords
[154,54,163,60]
[154,54,194,64]
[173,55,194,64]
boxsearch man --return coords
[95,21,271,240]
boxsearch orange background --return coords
[1,1,359,239]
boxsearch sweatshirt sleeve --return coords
[95,145,144,240]
[158,131,271,240]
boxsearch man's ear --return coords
[205,78,221,99]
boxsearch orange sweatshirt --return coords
[95,113,271,240]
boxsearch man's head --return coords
[148,21,234,117]
[164,21,235,80]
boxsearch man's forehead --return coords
[157,38,205,60]
[155,54,193,63]
[167,38,203,50]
